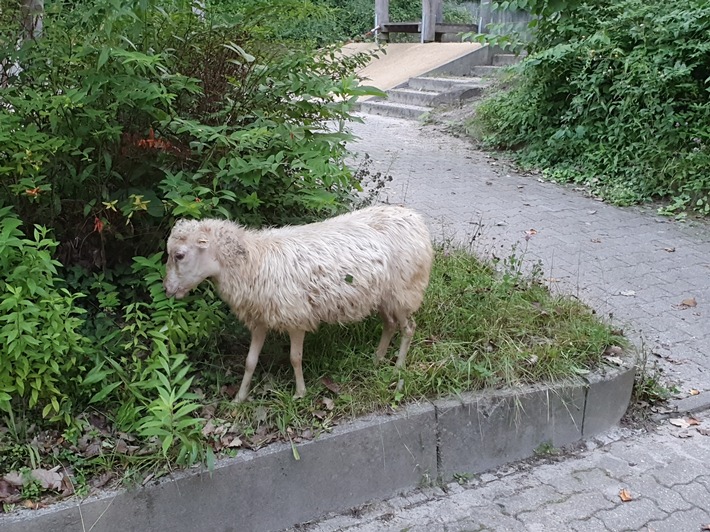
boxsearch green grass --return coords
[197,247,623,444]
[0,247,624,507]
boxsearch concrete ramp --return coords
[341,42,484,99]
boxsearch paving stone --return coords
[445,507,526,532]
[616,476,693,513]
[495,484,564,515]
[674,478,710,509]
[518,491,615,522]
[569,516,610,532]
[283,111,710,532]
[595,498,667,531]
[646,506,710,532]
[649,457,706,487]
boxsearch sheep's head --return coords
[163,220,221,299]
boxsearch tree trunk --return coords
[2,0,43,85]
[21,0,44,41]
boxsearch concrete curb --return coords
[2,363,634,532]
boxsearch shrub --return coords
[473,0,710,214]
[0,0,381,463]
[1,0,380,267]
[0,208,93,424]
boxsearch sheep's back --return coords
[225,206,433,332]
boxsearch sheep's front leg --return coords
[288,329,307,399]
[234,325,268,403]
[395,316,415,369]
[375,312,398,364]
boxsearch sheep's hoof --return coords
[292,390,306,400]
[233,393,248,404]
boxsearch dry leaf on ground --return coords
[322,397,335,411]
[619,488,633,502]
[0,479,21,504]
[202,419,216,437]
[679,297,698,308]
[321,376,341,394]
[30,468,63,491]
[225,436,242,449]
[669,418,700,429]
[254,405,269,423]
[3,472,24,487]
[89,472,114,490]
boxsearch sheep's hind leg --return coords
[234,325,268,403]
[289,329,307,400]
[395,316,415,369]
[375,311,398,365]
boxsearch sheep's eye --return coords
[175,252,185,261]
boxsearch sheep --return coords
[163,205,434,403]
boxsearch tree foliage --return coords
[0,0,381,462]
[475,0,710,213]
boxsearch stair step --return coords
[492,54,520,66]
[408,76,488,92]
[469,65,506,77]
[387,87,440,106]
[357,100,431,120]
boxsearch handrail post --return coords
[375,0,389,42]
[421,0,442,43]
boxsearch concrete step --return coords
[492,53,520,66]
[469,65,505,77]
[408,76,488,92]
[387,87,440,107]
[433,85,486,104]
[357,99,431,120]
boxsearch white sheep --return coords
[163,205,434,402]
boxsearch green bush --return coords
[1,0,378,262]
[0,208,93,424]
[474,0,710,213]
[0,0,381,462]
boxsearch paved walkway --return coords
[291,114,710,531]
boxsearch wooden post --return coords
[479,0,492,34]
[421,0,437,43]
[375,0,389,42]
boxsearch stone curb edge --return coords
[2,362,635,532]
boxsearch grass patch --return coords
[0,247,623,509]
[208,248,621,429]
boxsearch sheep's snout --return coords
[163,274,187,299]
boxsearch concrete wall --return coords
[2,363,634,532]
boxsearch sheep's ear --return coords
[196,227,211,248]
